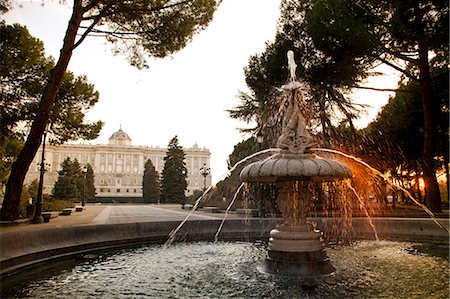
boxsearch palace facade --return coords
[25,127,211,198]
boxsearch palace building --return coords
[25,127,211,199]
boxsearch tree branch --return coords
[81,0,194,20]
[384,47,418,63]
[349,85,418,94]
[375,56,417,80]
[72,16,102,50]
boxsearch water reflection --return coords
[2,241,448,299]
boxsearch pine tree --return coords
[160,136,188,204]
[143,159,160,203]
[84,164,96,202]
[53,158,83,200]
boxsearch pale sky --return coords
[5,0,399,183]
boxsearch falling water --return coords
[214,182,246,243]
[227,148,280,175]
[311,147,447,232]
[164,148,281,248]
[347,182,380,241]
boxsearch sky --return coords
[5,0,399,183]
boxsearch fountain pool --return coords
[1,240,448,298]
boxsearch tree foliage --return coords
[0,22,103,198]
[288,0,448,212]
[1,0,218,220]
[229,0,448,212]
[229,21,367,148]
[0,134,22,191]
[0,22,103,143]
[53,158,83,200]
[84,164,96,201]
[160,136,187,204]
[362,64,449,193]
[143,159,160,203]
[227,137,260,170]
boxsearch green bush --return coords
[18,197,75,219]
[42,199,75,212]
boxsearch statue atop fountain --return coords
[240,50,352,277]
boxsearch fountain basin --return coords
[1,240,448,298]
[1,217,448,276]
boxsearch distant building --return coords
[25,127,211,198]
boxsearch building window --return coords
[117,189,120,193]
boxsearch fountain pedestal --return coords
[264,223,335,276]
[265,180,335,276]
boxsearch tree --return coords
[227,137,260,170]
[84,164,96,202]
[143,159,160,203]
[27,178,39,202]
[0,22,103,143]
[53,158,83,200]
[279,0,448,211]
[228,29,367,148]
[1,0,218,220]
[363,64,449,200]
[160,136,187,204]
[0,22,102,218]
[0,135,22,193]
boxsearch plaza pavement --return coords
[0,204,245,233]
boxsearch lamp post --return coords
[31,125,50,224]
[199,163,210,192]
[82,166,88,207]
[256,130,265,218]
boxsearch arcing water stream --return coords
[311,147,448,232]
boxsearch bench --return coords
[41,212,52,223]
[203,206,220,213]
[60,208,73,216]
[183,204,194,210]
[75,207,84,212]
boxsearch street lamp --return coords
[256,130,265,218]
[199,163,210,191]
[31,124,50,224]
[82,166,88,207]
[256,130,264,147]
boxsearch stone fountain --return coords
[240,51,352,277]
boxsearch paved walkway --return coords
[0,204,244,233]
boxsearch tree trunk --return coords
[444,153,449,198]
[418,37,442,213]
[0,1,84,221]
[413,160,423,203]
